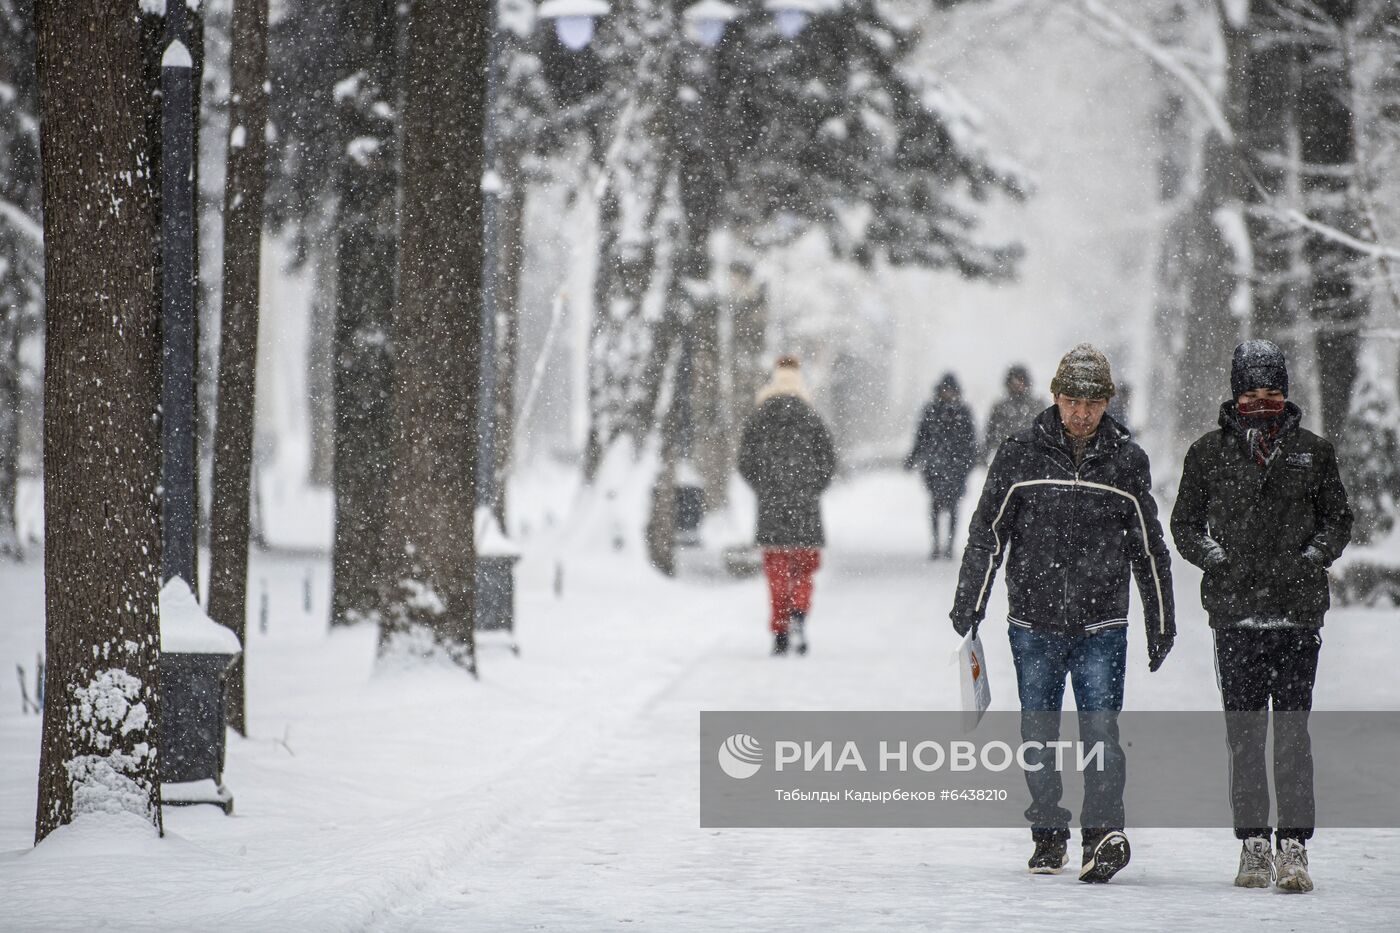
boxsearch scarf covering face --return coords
[1234,398,1290,468]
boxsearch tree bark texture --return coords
[33,0,163,842]
[377,0,488,670]
[208,0,271,736]
[331,0,400,627]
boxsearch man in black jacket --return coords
[1171,339,1352,894]
[952,344,1175,883]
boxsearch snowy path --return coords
[2,470,1398,931]
[372,474,1400,932]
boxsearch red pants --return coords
[763,548,822,633]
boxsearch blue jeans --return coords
[1008,626,1127,841]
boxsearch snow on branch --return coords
[0,197,42,247]
[1063,0,1235,144]
[1268,205,1400,261]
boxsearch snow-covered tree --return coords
[0,0,40,559]
[33,0,164,841]
[1119,0,1400,443]
[546,0,1028,566]
[1339,344,1400,545]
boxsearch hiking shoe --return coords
[1079,831,1131,883]
[1028,837,1069,874]
[771,630,789,656]
[1234,837,1274,888]
[1275,838,1313,893]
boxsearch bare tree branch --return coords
[1268,204,1400,260]
[1063,0,1236,142]
[0,198,41,247]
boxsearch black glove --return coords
[1148,635,1174,673]
[952,614,980,639]
[1301,545,1328,569]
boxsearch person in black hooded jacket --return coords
[951,344,1175,884]
[1171,339,1352,894]
[905,373,978,559]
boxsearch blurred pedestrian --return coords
[904,373,978,559]
[951,343,1175,883]
[1171,339,1352,893]
[738,356,837,656]
[983,364,1045,463]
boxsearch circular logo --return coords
[718,733,763,779]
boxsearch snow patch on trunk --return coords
[65,669,155,822]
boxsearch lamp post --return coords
[538,0,611,51]
[764,0,822,39]
[160,7,197,589]
[684,0,740,48]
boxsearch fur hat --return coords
[757,355,810,404]
[1049,344,1115,400]
[1230,339,1288,398]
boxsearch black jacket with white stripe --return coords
[951,407,1175,659]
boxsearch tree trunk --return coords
[0,313,21,558]
[491,178,527,527]
[33,0,163,842]
[723,258,766,477]
[208,0,271,737]
[377,0,487,670]
[329,0,400,628]
[1297,0,1367,435]
[306,248,336,488]
[690,292,727,511]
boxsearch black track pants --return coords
[1214,628,1321,842]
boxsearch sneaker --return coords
[1028,837,1069,874]
[1079,830,1131,883]
[771,630,789,656]
[791,612,808,656]
[1234,837,1274,888]
[1275,838,1313,893]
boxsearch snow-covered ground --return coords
[1,468,1397,931]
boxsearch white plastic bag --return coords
[957,629,992,732]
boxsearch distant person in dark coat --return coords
[1171,339,1352,894]
[738,356,837,657]
[905,374,978,559]
[983,364,1046,464]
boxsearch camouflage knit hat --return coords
[1049,344,1116,400]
